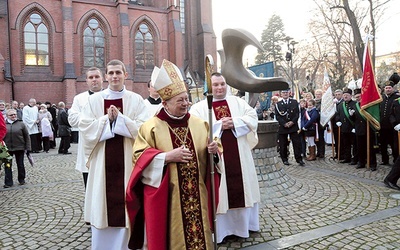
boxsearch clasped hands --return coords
[165,141,218,164]
[108,105,120,122]
[284,121,294,128]
[221,117,234,130]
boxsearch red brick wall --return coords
[1,0,214,106]
[12,81,63,105]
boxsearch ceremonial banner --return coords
[320,67,335,126]
[360,42,382,130]
[248,62,275,110]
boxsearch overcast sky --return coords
[212,0,400,66]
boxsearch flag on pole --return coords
[320,67,336,126]
[360,41,382,130]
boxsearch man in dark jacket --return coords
[275,89,305,166]
[379,76,399,165]
[385,73,400,189]
[336,88,357,164]
[57,102,71,154]
[331,89,344,159]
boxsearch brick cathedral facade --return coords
[0,0,216,106]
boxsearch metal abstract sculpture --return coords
[220,28,289,103]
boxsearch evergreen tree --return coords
[255,14,286,65]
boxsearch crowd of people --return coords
[270,72,400,191]
[0,98,75,188]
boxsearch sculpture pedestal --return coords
[252,120,299,204]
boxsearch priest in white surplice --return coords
[79,60,150,250]
[22,98,41,152]
[190,72,260,243]
[68,67,104,188]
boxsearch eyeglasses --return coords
[8,114,17,116]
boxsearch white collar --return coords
[101,86,126,100]
[7,118,15,124]
[164,108,186,120]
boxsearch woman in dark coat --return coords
[301,99,320,161]
[3,109,31,188]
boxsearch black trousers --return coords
[299,131,306,157]
[356,133,377,167]
[341,132,357,162]
[278,132,303,162]
[41,136,50,152]
[385,157,400,184]
[83,172,88,189]
[30,133,41,152]
[316,126,325,157]
[71,131,79,143]
[4,150,26,186]
[380,128,397,163]
[58,136,71,153]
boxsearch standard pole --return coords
[338,126,341,161]
[367,120,370,169]
[207,94,217,249]
[330,121,335,159]
[205,55,217,249]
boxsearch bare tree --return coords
[302,0,358,89]
[331,0,389,69]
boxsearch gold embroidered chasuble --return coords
[132,109,213,249]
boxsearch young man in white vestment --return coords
[190,72,260,243]
[79,60,150,250]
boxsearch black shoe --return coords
[370,166,377,171]
[298,160,305,166]
[19,181,25,185]
[356,164,365,169]
[350,161,358,165]
[340,160,351,163]
[283,161,290,166]
[63,152,72,155]
[3,185,12,188]
[384,179,400,190]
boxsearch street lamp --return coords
[285,36,298,92]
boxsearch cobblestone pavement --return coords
[1,142,400,249]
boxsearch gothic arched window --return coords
[83,18,105,68]
[135,23,154,70]
[24,13,49,66]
